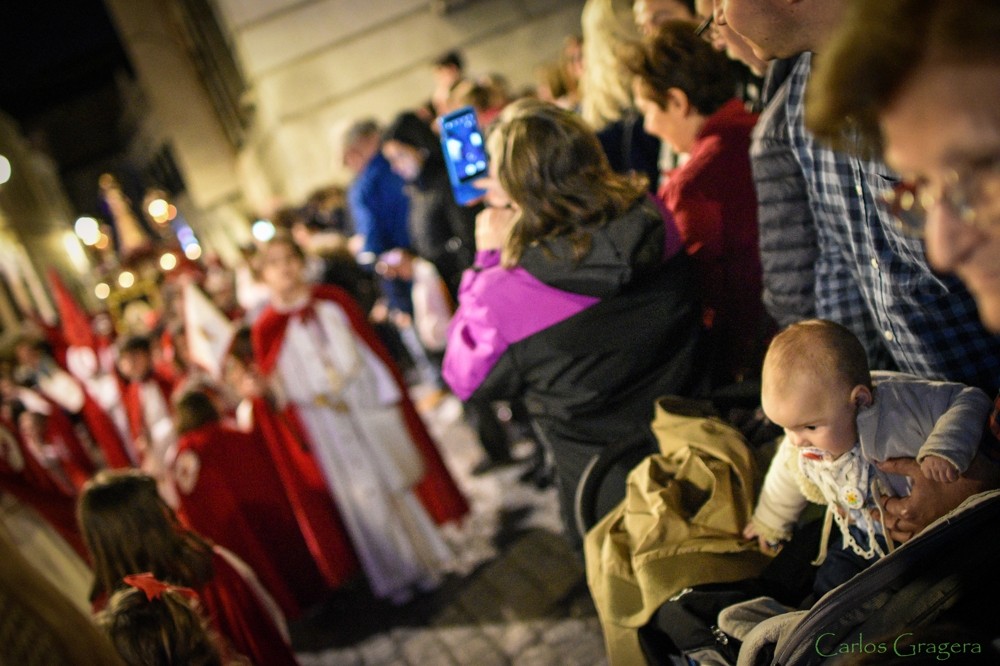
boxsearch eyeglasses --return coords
[882,159,1000,236]
[695,14,714,38]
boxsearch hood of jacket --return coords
[517,197,670,298]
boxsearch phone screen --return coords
[441,109,488,183]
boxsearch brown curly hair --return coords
[488,98,648,267]
[621,19,737,115]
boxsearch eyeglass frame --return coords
[694,14,714,37]
[881,158,1000,236]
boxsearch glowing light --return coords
[159,253,178,271]
[251,219,276,242]
[95,283,111,300]
[0,155,10,185]
[184,244,202,260]
[94,233,110,250]
[62,232,89,274]
[74,216,101,246]
[167,204,177,221]
[118,271,135,289]
[177,227,196,245]
[147,198,169,223]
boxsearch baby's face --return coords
[761,375,859,460]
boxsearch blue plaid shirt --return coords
[787,53,1000,394]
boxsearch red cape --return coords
[80,391,134,469]
[48,268,96,348]
[252,284,468,525]
[37,396,96,491]
[250,398,359,591]
[68,345,135,468]
[122,371,176,444]
[199,547,299,666]
[174,421,341,617]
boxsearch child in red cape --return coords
[171,388,352,618]
[251,233,467,604]
[78,469,299,666]
[98,577,249,666]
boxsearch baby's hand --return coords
[743,523,781,555]
[920,455,959,483]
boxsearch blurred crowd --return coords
[3,0,1000,664]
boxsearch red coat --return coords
[252,284,469,526]
[658,98,770,382]
[173,421,339,617]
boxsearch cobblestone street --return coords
[289,393,610,666]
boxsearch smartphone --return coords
[439,105,489,206]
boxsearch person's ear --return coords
[666,88,692,116]
[850,384,873,408]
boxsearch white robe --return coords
[273,298,452,600]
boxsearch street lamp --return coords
[74,216,101,246]
[160,252,178,271]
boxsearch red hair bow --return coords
[122,572,199,602]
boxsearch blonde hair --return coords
[487,98,647,267]
[763,319,873,396]
[579,0,641,129]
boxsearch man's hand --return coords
[877,453,1000,542]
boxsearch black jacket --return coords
[444,199,705,540]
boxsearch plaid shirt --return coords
[786,53,1000,394]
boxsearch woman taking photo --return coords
[442,99,704,548]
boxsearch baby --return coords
[744,320,992,595]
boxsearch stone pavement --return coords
[289,393,610,666]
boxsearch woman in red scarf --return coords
[626,20,773,385]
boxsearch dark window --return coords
[171,0,251,149]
